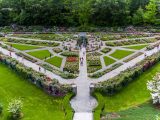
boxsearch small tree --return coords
[147,73,160,104]
[8,99,23,119]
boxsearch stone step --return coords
[73,112,93,120]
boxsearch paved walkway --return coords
[73,113,93,120]
[71,47,97,120]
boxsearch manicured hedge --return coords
[94,52,160,95]
[0,53,72,97]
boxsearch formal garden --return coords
[0,30,159,120]
[0,0,160,120]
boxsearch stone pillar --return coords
[72,84,77,94]
[90,84,95,94]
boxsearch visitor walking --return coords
[144,53,147,57]
[39,67,41,71]
[9,51,11,56]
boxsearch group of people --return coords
[80,57,84,66]
[80,49,85,66]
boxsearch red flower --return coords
[66,57,78,62]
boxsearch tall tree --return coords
[143,0,158,24]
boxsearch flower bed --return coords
[87,53,102,73]
[61,51,79,57]
[105,38,159,46]
[63,61,79,74]
[66,57,78,62]
[0,38,60,47]
[94,52,160,95]
[146,42,160,50]
[53,48,63,53]
[11,33,73,41]
[0,53,72,96]
[101,34,152,41]
[100,47,112,53]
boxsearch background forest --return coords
[0,0,159,27]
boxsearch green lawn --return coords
[0,63,73,120]
[110,50,134,59]
[27,50,51,60]
[46,56,63,68]
[103,56,116,66]
[7,43,41,51]
[112,102,160,120]
[95,62,160,114]
[124,44,148,50]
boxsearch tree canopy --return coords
[0,0,159,27]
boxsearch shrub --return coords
[61,51,79,57]
[100,47,111,53]
[8,99,23,119]
[53,48,63,53]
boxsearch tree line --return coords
[0,0,159,27]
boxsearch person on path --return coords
[9,51,11,56]
[39,67,41,71]
[144,53,147,57]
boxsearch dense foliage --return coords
[0,0,159,27]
